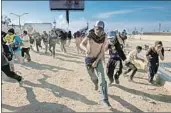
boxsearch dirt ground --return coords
[2,37,171,112]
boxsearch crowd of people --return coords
[1,20,165,108]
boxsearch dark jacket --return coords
[1,46,9,66]
[108,36,126,61]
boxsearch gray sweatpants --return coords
[85,60,108,101]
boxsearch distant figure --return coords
[49,30,58,58]
[59,30,67,53]
[144,44,149,51]
[2,31,14,71]
[67,30,72,46]
[42,31,49,54]
[29,34,34,50]
[35,32,42,52]
[146,41,164,84]
[118,30,127,49]
[74,31,82,53]
[21,30,31,62]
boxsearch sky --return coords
[2,1,171,33]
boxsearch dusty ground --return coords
[2,36,171,112]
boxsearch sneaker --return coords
[149,78,153,84]
[19,78,24,87]
[27,59,31,62]
[109,80,114,86]
[95,84,98,91]
[103,100,112,108]
[128,78,133,82]
[123,73,128,77]
[115,79,120,84]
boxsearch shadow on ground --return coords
[133,76,148,80]
[132,81,152,86]
[39,51,81,60]
[113,84,171,103]
[23,74,97,105]
[55,56,84,64]
[21,61,74,72]
[160,62,171,69]
[109,95,143,112]
[2,86,76,112]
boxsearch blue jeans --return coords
[85,57,108,101]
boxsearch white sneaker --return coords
[18,78,24,87]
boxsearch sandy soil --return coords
[2,36,171,112]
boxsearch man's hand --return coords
[92,61,98,68]
[157,47,162,54]
[86,49,90,55]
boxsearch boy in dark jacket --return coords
[146,41,164,83]
[105,31,126,85]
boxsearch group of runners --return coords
[79,21,164,107]
[1,20,165,108]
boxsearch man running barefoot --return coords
[80,21,111,107]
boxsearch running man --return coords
[105,31,126,85]
[59,30,67,53]
[67,30,72,46]
[74,31,82,54]
[21,30,31,62]
[4,28,24,64]
[35,32,42,52]
[123,46,145,81]
[146,41,164,84]
[49,30,58,58]
[2,45,24,86]
[80,21,111,107]
[42,31,49,54]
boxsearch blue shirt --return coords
[13,35,23,52]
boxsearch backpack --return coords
[12,36,23,51]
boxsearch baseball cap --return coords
[94,21,105,29]
[107,31,116,39]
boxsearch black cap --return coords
[155,41,163,46]
[8,28,15,34]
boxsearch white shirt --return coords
[22,35,30,48]
[126,50,138,63]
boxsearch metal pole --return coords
[19,16,21,31]
[66,10,69,25]
[10,13,28,32]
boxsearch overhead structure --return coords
[49,0,84,25]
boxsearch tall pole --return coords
[10,13,28,32]
[66,10,69,25]
[159,23,161,32]
[19,16,21,30]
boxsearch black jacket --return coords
[108,36,126,61]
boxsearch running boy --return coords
[123,46,145,81]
